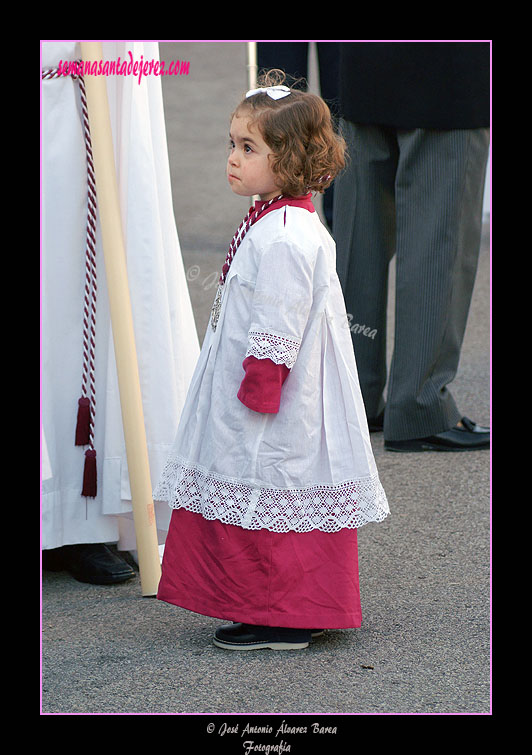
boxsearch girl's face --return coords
[227,114,281,201]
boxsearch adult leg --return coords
[333,121,397,420]
[384,127,490,441]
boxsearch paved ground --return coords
[41,42,491,726]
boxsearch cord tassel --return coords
[75,397,91,446]
[82,448,97,497]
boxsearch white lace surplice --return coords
[154,205,389,533]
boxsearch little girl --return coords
[154,71,390,650]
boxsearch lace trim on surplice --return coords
[245,330,301,370]
[154,455,389,533]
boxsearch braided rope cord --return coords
[210,194,284,332]
[219,194,283,285]
[42,61,97,453]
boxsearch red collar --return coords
[253,193,315,220]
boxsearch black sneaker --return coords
[213,622,311,650]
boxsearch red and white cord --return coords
[42,61,98,496]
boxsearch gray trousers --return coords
[333,122,489,441]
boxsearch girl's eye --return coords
[228,140,252,153]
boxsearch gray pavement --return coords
[41,42,491,720]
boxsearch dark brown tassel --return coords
[82,448,97,497]
[75,397,91,446]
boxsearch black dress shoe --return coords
[43,544,136,585]
[213,622,311,650]
[384,416,490,452]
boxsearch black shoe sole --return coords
[213,637,309,650]
[385,440,489,452]
[69,570,137,585]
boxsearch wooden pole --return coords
[79,42,161,596]
[246,41,259,205]
[246,41,257,91]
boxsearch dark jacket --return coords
[339,42,490,129]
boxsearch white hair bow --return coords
[246,85,291,100]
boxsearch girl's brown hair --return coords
[232,69,346,197]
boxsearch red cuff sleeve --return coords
[237,356,290,413]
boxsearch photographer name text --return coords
[207,719,338,753]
